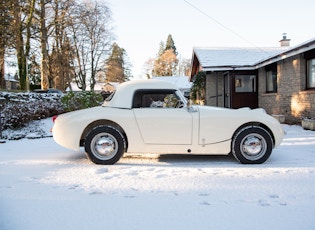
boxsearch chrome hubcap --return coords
[91,133,118,160]
[241,134,266,160]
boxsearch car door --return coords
[132,90,193,145]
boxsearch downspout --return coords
[215,72,218,107]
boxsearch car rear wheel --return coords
[85,126,125,165]
[232,126,273,164]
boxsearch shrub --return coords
[61,91,103,112]
[0,92,64,129]
[0,91,103,130]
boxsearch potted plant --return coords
[301,117,315,131]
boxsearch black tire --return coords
[232,126,273,164]
[84,126,125,165]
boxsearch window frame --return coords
[132,89,183,109]
[266,69,278,93]
[306,58,315,89]
[234,75,256,93]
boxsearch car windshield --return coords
[105,92,115,102]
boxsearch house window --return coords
[266,70,277,93]
[235,75,256,93]
[307,58,315,89]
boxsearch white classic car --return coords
[52,80,284,165]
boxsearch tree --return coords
[191,71,206,104]
[164,34,177,56]
[69,0,113,91]
[153,49,178,76]
[0,0,13,89]
[178,56,191,76]
[12,0,36,90]
[152,34,178,77]
[40,0,49,90]
[104,43,131,83]
[48,0,76,90]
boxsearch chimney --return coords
[279,33,290,47]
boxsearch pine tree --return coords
[105,43,131,83]
[157,41,165,57]
[164,34,177,56]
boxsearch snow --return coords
[193,47,287,70]
[1,119,315,230]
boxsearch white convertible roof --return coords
[103,79,178,109]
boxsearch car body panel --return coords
[133,108,193,144]
[52,79,284,159]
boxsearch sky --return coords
[106,0,315,79]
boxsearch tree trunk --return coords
[0,44,5,89]
[40,0,49,90]
[13,0,26,90]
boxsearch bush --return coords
[61,91,103,112]
[0,92,64,129]
[0,91,104,130]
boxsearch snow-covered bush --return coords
[0,92,64,129]
[0,91,103,131]
[61,91,103,112]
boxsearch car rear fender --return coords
[80,119,128,151]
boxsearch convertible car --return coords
[52,80,284,165]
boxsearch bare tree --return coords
[39,0,50,90]
[49,0,76,90]
[0,0,13,88]
[177,56,191,76]
[11,0,35,90]
[69,0,113,91]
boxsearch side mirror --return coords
[187,100,197,113]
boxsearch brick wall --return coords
[259,54,315,124]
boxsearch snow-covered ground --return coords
[0,119,315,230]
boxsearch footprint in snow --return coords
[199,193,209,197]
[200,201,211,206]
[269,194,280,199]
[95,168,109,174]
[89,191,103,195]
[258,200,271,207]
[68,184,79,190]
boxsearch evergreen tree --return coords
[105,43,131,83]
[157,41,165,57]
[164,34,177,56]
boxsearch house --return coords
[191,35,315,123]
[5,73,19,90]
[152,76,192,98]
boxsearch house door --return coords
[224,72,230,108]
[232,74,258,109]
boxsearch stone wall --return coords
[259,54,315,124]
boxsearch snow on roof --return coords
[193,37,315,71]
[151,76,192,89]
[193,47,288,70]
[4,74,18,82]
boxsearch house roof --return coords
[193,47,287,71]
[193,37,315,72]
[4,74,19,82]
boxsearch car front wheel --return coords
[232,126,273,164]
[84,126,125,165]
